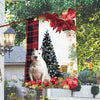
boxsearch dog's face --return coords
[31,49,42,61]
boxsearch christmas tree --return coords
[41,30,61,78]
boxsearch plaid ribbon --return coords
[25,18,39,82]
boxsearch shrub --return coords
[78,68,97,84]
[91,85,99,98]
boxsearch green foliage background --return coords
[5,0,100,72]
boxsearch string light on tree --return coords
[41,30,61,78]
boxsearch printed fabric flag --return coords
[25,8,78,90]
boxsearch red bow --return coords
[42,13,76,33]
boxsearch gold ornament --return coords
[63,85,69,89]
[35,84,38,88]
[69,73,74,78]
[58,78,64,82]
[32,85,36,89]
[29,86,32,88]
[49,82,54,88]
[34,17,38,21]
[69,62,74,66]
[73,70,78,75]
[62,9,68,15]
[73,34,76,38]
[25,82,29,87]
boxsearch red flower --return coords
[60,14,66,19]
[31,81,36,85]
[40,86,44,89]
[46,19,49,22]
[36,79,42,86]
[43,81,49,87]
[43,13,76,33]
[41,15,45,19]
[50,77,56,84]
[67,9,76,20]
[50,21,54,27]
[61,9,76,20]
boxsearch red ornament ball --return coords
[65,77,71,84]
[61,81,67,87]
[68,78,78,89]
[50,77,56,84]
[55,81,59,85]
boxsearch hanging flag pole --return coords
[0,20,26,28]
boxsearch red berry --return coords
[69,34,71,36]
[72,43,75,47]
[46,19,49,22]
[55,81,59,85]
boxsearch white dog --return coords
[29,49,51,82]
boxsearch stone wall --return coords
[47,86,100,99]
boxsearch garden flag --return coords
[25,8,78,90]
